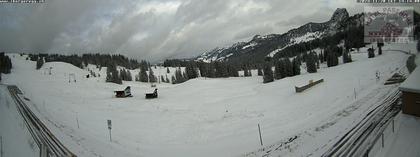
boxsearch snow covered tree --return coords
[326,48,339,67]
[149,67,157,83]
[227,65,239,77]
[243,66,250,77]
[160,75,165,83]
[377,43,384,55]
[257,67,263,76]
[185,62,198,79]
[306,52,317,73]
[368,47,375,58]
[342,49,352,63]
[165,75,170,83]
[106,64,122,84]
[167,67,170,73]
[284,58,294,77]
[274,60,283,80]
[36,57,44,70]
[319,53,324,63]
[171,75,176,84]
[207,63,216,78]
[173,68,186,84]
[215,62,228,78]
[138,65,148,82]
[263,62,274,83]
[292,58,300,75]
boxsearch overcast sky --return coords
[0,0,365,61]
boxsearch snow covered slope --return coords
[1,42,416,157]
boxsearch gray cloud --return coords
[0,0,366,62]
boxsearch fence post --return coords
[392,119,394,133]
[258,124,263,146]
[76,112,80,129]
[381,133,384,148]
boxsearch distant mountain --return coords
[195,8,363,64]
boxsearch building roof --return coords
[400,67,420,94]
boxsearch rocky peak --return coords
[330,8,349,23]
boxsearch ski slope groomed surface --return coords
[1,43,416,157]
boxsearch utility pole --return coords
[107,120,112,142]
[258,124,263,146]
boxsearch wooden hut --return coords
[114,86,132,98]
[399,68,420,117]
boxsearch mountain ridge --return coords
[195,8,357,64]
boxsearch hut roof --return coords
[400,67,420,94]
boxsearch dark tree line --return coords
[263,56,301,83]
[28,53,140,70]
[0,52,12,74]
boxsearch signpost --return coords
[107,120,112,142]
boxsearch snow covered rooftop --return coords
[399,67,420,93]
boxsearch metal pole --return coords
[76,113,80,129]
[354,88,357,99]
[258,124,263,146]
[109,129,112,142]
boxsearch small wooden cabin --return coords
[145,88,158,99]
[115,86,132,98]
[399,68,420,117]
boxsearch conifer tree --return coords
[368,47,375,58]
[106,64,122,84]
[263,62,273,83]
[160,75,165,83]
[342,49,352,63]
[274,60,282,80]
[377,43,384,55]
[292,58,300,75]
[306,52,317,73]
[171,75,176,84]
[165,75,170,83]
[149,67,157,83]
[185,62,198,79]
[0,52,12,74]
[257,67,263,76]
[138,64,148,82]
[243,66,250,77]
[284,58,293,77]
[36,57,44,70]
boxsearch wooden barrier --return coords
[295,79,324,93]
